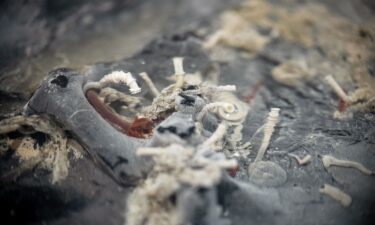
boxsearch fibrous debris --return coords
[125,57,244,224]
[322,155,374,176]
[319,184,352,207]
[0,115,82,183]
[272,59,314,87]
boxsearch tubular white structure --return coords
[196,102,235,123]
[139,72,160,97]
[173,57,185,90]
[201,122,227,149]
[99,71,141,94]
[214,85,236,92]
[324,75,351,102]
[319,184,352,207]
[322,155,374,175]
[254,108,280,163]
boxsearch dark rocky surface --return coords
[1,0,375,225]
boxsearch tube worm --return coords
[100,71,141,94]
[319,184,352,207]
[322,155,374,175]
[173,57,185,90]
[83,71,141,95]
[139,72,160,97]
[325,75,351,103]
[254,108,280,163]
[86,90,153,138]
[288,153,312,165]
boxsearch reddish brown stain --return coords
[127,117,154,138]
[338,99,347,112]
[243,80,264,104]
[228,165,239,177]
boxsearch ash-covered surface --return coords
[1,0,375,225]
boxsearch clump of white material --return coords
[322,155,374,175]
[319,184,352,207]
[100,71,141,94]
[127,122,236,225]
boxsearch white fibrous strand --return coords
[139,72,160,97]
[324,75,351,102]
[322,155,374,175]
[319,184,352,207]
[254,108,280,163]
[99,71,141,94]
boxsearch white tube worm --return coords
[325,75,351,102]
[139,72,160,97]
[319,184,352,207]
[254,108,280,163]
[99,71,141,94]
[173,57,185,90]
[322,155,374,175]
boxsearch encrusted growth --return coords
[0,115,82,183]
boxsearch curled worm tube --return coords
[197,102,235,123]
